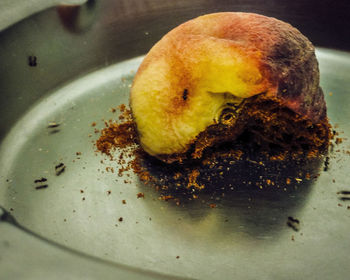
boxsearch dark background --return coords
[219,0,350,51]
[102,0,350,51]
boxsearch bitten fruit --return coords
[130,12,329,163]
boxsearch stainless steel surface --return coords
[0,0,87,31]
[0,48,350,279]
[0,0,350,279]
[0,218,184,280]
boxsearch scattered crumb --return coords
[119,104,126,111]
[335,138,343,145]
[176,256,180,259]
[137,192,145,198]
[91,122,96,127]
[107,190,112,195]
[187,169,204,190]
[118,217,123,222]
[106,167,115,173]
[291,235,295,241]
[209,203,217,208]
[122,200,126,204]
[159,195,174,201]
[80,190,84,193]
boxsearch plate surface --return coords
[0,48,350,279]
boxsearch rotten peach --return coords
[130,12,327,162]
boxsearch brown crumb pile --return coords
[94,102,333,205]
[96,122,137,156]
[96,105,138,157]
[94,106,143,187]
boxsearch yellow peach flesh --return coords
[131,14,272,157]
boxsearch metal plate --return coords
[0,48,350,279]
